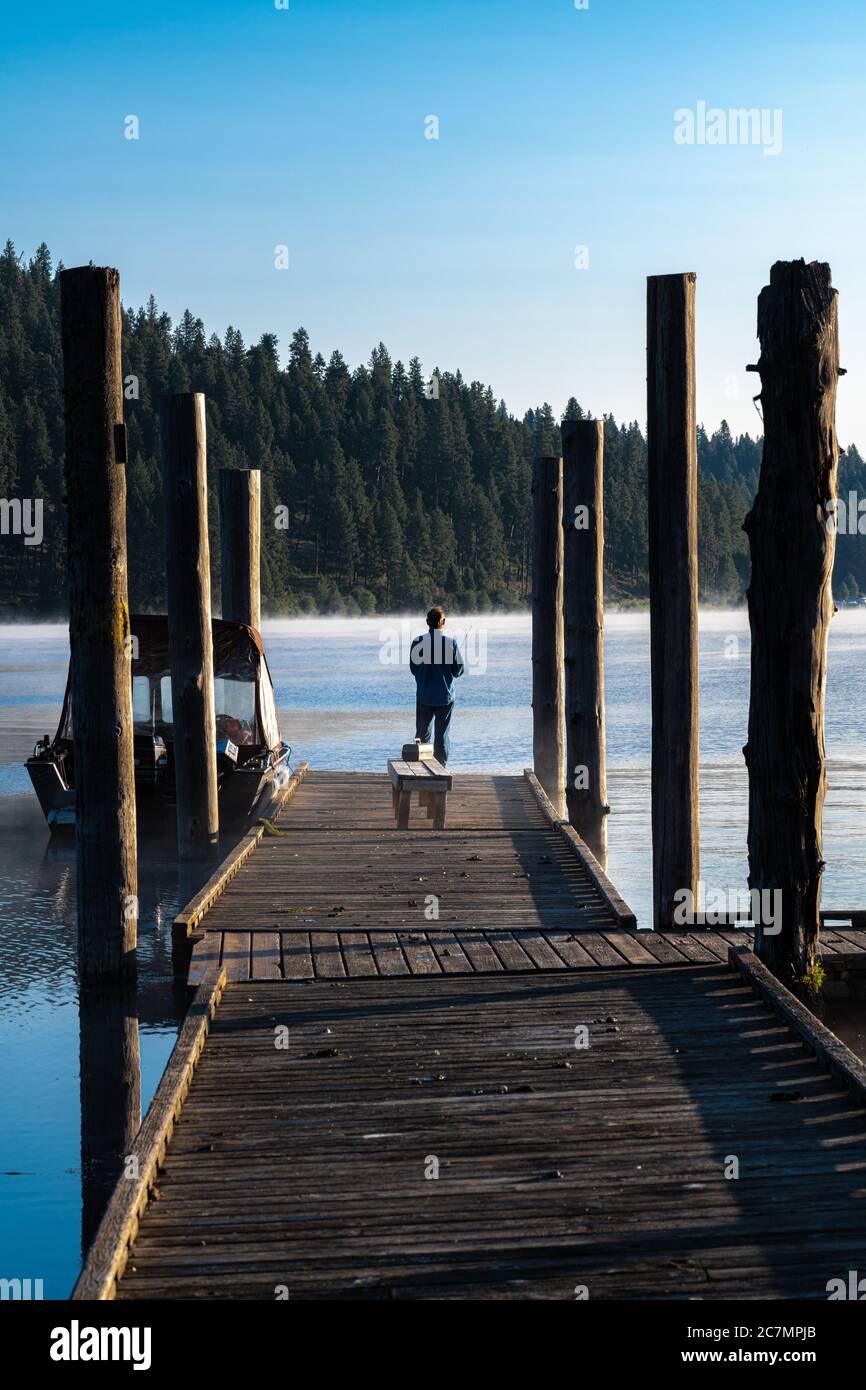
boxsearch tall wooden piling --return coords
[219,468,261,630]
[562,419,608,861]
[531,455,565,816]
[160,394,219,860]
[60,266,138,982]
[744,260,840,979]
[647,272,700,929]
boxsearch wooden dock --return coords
[72,769,866,1300]
[184,768,649,983]
[181,770,866,983]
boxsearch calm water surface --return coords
[2,610,866,1294]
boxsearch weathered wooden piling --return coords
[218,468,261,630]
[60,266,138,982]
[647,272,700,929]
[531,455,565,816]
[744,260,840,979]
[160,393,219,860]
[562,419,608,861]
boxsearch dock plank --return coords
[250,932,281,981]
[75,769,866,1304]
[113,964,866,1301]
[221,932,250,983]
[282,932,314,980]
[195,771,634,946]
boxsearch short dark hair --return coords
[426,606,446,628]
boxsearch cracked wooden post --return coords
[219,468,261,630]
[647,272,700,929]
[60,265,138,983]
[744,260,840,980]
[562,418,608,862]
[532,455,565,816]
[160,393,220,861]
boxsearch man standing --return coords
[410,606,464,766]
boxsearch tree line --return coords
[1,240,863,619]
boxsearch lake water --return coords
[2,609,866,1295]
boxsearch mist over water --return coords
[1,609,865,1292]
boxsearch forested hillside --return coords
[1,241,863,618]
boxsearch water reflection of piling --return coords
[78,983,141,1253]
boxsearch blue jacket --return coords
[410,630,465,706]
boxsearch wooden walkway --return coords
[184,771,866,982]
[72,768,866,1300]
[105,962,866,1300]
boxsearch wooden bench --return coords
[387,758,452,830]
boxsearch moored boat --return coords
[26,614,291,831]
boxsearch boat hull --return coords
[25,757,76,828]
[26,748,290,834]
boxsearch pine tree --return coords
[4,239,845,617]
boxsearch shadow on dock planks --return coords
[71,769,866,1300]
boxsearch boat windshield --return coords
[58,615,281,752]
[132,674,259,745]
[214,677,257,744]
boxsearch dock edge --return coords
[70,966,228,1300]
[729,945,866,1105]
[173,760,309,939]
[523,768,637,930]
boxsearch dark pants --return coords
[415,701,454,765]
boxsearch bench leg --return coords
[433,793,447,830]
[392,784,398,815]
[396,790,412,830]
[425,790,435,818]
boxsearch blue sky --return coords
[3,0,865,441]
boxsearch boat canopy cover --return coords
[56,615,282,752]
